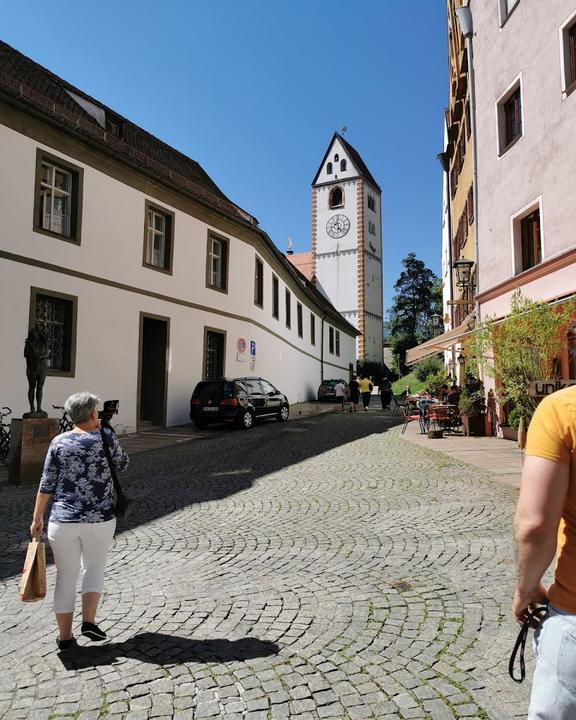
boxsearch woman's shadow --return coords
[58,632,280,670]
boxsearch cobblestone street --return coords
[0,411,530,719]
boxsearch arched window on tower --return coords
[329,186,344,208]
[327,162,333,175]
[334,154,339,162]
[340,159,347,171]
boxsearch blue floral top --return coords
[39,429,129,523]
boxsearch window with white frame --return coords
[497,80,523,154]
[329,326,335,354]
[561,14,576,94]
[499,0,519,25]
[144,202,173,272]
[206,233,229,291]
[310,313,316,346]
[512,202,542,274]
[335,330,340,357]
[297,302,303,338]
[34,150,83,242]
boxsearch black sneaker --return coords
[56,636,77,652]
[81,621,107,641]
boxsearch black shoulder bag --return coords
[99,428,132,519]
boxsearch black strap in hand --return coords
[99,428,124,498]
[509,606,548,683]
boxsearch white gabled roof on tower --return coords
[312,132,381,192]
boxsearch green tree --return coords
[389,253,440,372]
[469,290,576,424]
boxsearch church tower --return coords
[311,133,383,362]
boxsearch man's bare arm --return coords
[512,454,569,623]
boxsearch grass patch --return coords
[392,371,425,396]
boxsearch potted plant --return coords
[469,290,576,446]
[500,405,521,442]
[458,374,487,436]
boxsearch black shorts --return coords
[336,396,345,405]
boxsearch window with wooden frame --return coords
[272,275,279,319]
[34,149,83,243]
[367,195,375,211]
[569,22,576,90]
[329,326,335,354]
[285,288,291,329]
[329,186,344,209]
[206,232,229,292]
[498,83,523,153]
[254,256,264,308]
[562,17,576,94]
[519,209,541,271]
[310,313,316,346]
[144,202,174,273]
[466,186,474,225]
[29,287,77,377]
[297,302,303,338]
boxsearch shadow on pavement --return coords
[1,411,401,581]
[57,633,280,670]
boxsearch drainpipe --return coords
[456,4,481,323]
[437,144,456,374]
[320,312,327,382]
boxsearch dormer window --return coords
[329,186,344,208]
[340,159,347,171]
[105,118,123,138]
[327,162,333,175]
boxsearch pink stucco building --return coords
[473,0,576,378]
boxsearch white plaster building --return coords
[0,41,358,431]
[289,133,384,363]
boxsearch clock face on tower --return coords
[326,214,350,239]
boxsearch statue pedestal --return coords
[9,418,59,485]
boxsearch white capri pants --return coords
[47,519,116,613]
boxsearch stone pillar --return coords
[9,418,59,485]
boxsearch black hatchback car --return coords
[190,377,290,430]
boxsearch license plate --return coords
[203,407,219,412]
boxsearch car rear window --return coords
[193,381,235,400]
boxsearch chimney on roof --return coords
[286,236,294,255]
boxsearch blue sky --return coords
[1,1,447,313]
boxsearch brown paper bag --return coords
[19,538,46,602]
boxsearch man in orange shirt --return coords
[513,385,576,718]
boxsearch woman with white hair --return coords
[29,391,129,651]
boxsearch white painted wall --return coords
[473,0,576,302]
[0,122,356,429]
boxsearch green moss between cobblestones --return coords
[48,713,80,720]
[98,692,109,717]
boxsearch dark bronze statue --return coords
[23,327,49,418]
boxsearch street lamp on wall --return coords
[453,258,475,290]
[457,352,466,367]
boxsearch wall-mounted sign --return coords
[250,340,256,357]
[528,380,576,397]
[237,338,247,353]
